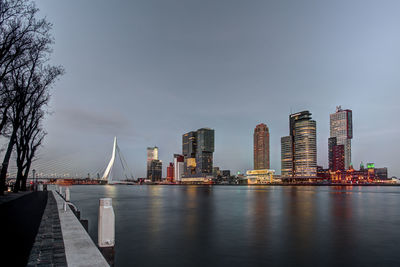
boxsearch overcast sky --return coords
[26,0,400,178]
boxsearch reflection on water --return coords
[69,185,400,267]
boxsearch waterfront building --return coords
[147,146,158,161]
[174,154,184,182]
[332,144,345,171]
[330,106,353,169]
[167,162,174,182]
[213,167,221,178]
[182,131,197,176]
[196,128,215,175]
[148,159,162,182]
[328,137,337,170]
[317,166,330,180]
[375,167,388,180]
[182,128,215,178]
[180,176,214,184]
[147,146,159,180]
[281,136,293,177]
[281,111,317,178]
[253,123,270,170]
[246,169,275,184]
[222,170,231,177]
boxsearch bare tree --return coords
[0,0,51,135]
[0,0,61,194]
[14,65,62,191]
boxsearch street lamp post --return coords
[33,169,36,191]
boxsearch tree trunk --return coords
[13,168,23,192]
[21,160,32,191]
[0,109,8,134]
[0,128,17,195]
[21,174,27,191]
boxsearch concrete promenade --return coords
[53,191,109,267]
[1,189,109,267]
[28,191,67,266]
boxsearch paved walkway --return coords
[0,191,48,267]
[53,191,109,267]
[0,191,31,205]
[28,191,67,266]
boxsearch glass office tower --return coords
[330,106,352,170]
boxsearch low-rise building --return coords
[246,169,275,184]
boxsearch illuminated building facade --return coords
[246,169,275,184]
[328,162,392,184]
[332,144,345,171]
[182,131,197,175]
[182,128,215,177]
[147,146,158,162]
[281,111,317,178]
[147,146,161,181]
[167,162,174,182]
[330,106,352,169]
[253,123,270,170]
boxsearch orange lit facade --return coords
[329,166,386,184]
[167,162,174,182]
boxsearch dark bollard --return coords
[99,247,115,267]
[80,219,89,232]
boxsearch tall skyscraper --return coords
[253,123,270,170]
[281,111,317,178]
[147,146,158,163]
[182,128,215,177]
[148,159,162,181]
[147,146,162,181]
[281,136,293,177]
[196,128,215,175]
[182,131,197,176]
[330,106,353,169]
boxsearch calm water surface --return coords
[69,185,400,267]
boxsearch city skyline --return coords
[2,2,400,267]
[18,0,400,178]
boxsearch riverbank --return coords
[52,190,109,266]
[55,181,400,186]
[1,189,109,266]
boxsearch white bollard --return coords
[65,187,70,202]
[59,186,63,196]
[98,198,115,247]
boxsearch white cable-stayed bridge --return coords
[6,137,134,183]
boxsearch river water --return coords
[69,185,400,266]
